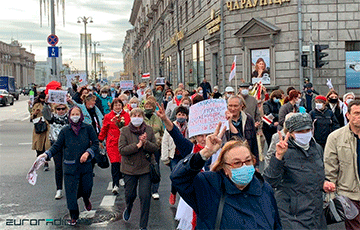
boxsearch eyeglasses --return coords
[56,107,67,111]
[224,159,253,168]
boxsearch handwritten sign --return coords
[188,99,229,138]
[48,90,67,104]
[66,73,87,88]
[120,80,134,90]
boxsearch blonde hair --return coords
[211,140,255,172]
[174,88,183,95]
[130,108,144,117]
[52,103,69,112]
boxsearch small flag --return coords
[229,56,236,82]
[142,73,150,79]
[262,114,275,125]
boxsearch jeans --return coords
[151,150,161,194]
[124,173,152,229]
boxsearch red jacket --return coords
[98,110,130,163]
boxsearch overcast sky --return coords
[0,0,133,76]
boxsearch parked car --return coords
[0,89,14,106]
[0,76,18,100]
[22,86,31,95]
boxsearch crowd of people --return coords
[29,78,360,230]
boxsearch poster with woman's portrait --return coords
[251,49,271,84]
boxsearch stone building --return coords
[122,29,136,80]
[0,40,36,88]
[125,0,360,95]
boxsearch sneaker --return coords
[55,190,63,200]
[112,185,119,195]
[119,178,125,186]
[84,200,92,211]
[169,193,176,205]
[123,208,131,221]
[68,219,77,226]
[152,193,160,200]
[43,162,49,171]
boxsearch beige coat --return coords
[161,128,176,165]
[31,103,51,151]
[324,124,360,201]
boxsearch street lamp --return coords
[92,41,100,82]
[77,16,93,80]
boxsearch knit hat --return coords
[285,113,313,132]
[315,95,327,102]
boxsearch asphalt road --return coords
[0,95,346,229]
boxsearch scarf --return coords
[129,122,147,135]
[193,143,204,153]
[175,121,189,139]
[68,107,84,136]
[174,97,181,106]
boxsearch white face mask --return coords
[70,115,81,123]
[241,89,249,95]
[296,98,301,105]
[226,93,232,98]
[101,94,107,98]
[199,90,203,94]
[131,117,143,127]
[315,103,323,110]
[346,99,353,105]
[131,103,138,108]
[294,131,312,146]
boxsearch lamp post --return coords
[92,41,100,82]
[77,16,93,80]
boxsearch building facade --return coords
[0,40,36,88]
[125,0,360,95]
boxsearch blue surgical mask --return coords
[176,95,183,100]
[176,118,186,124]
[230,165,255,186]
[273,98,280,103]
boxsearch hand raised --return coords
[155,102,167,120]
[225,110,233,121]
[200,122,226,159]
[275,131,290,160]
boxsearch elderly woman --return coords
[342,92,355,125]
[98,99,130,194]
[170,123,281,229]
[264,113,327,229]
[143,100,164,200]
[165,88,183,118]
[42,103,69,200]
[38,106,99,226]
[119,108,159,230]
[125,96,139,113]
[94,87,113,115]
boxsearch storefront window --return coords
[192,43,198,83]
[192,40,205,86]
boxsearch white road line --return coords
[100,195,116,207]
[18,142,32,145]
[79,210,96,218]
[107,182,113,191]
[21,115,30,121]
[0,144,3,146]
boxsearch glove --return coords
[326,79,333,89]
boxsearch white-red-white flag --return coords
[229,56,236,82]
[142,73,150,79]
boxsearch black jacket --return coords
[326,103,345,127]
[263,99,281,130]
[309,108,340,145]
[263,138,326,229]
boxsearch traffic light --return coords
[315,44,329,68]
[301,54,308,67]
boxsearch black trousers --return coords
[151,150,161,194]
[111,162,121,187]
[124,173,152,229]
[53,150,63,190]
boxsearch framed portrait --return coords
[251,49,271,84]
[346,51,360,89]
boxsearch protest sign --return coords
[120,80,134,90]
[66,73,87,88]
[48,90,67,104]
[155,77,165,85]
[26,157,46,185]
[188,99,229,138]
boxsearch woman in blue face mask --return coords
[263,113,327,229]
[170,123,282,229]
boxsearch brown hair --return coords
[130,108,145,117]
[81,93,96,103]
[110,98,124,110]
[192,95,204,105]
[255,58,266,72]
[211,140,256,172]
[284,89,300,104]
[144,100,156,109]
[326,90,339,105]
[181,96,192,104]
[270,90,282,100]
[348,100,360,114]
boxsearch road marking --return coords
[0,144,2,146]
[21,115,30,121]
[79,210,96,218]
[100,195,116,207]
[18,142,32,145]
[107,182,113,191]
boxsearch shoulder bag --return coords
[96,145,110,169]
[34,117,48,134]
[324,193,359,225]
[215,179,227,230]
[145,153,161,184]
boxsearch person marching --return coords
[98,99,130,195]
[38,106,99,226]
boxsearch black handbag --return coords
[96,147,110,169]
[34,117,47,134]
[145,153,161,183]
[324,193,359,225]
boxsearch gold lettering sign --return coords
[171,31,185,45]
[226,0,290,10]
[207,14,222,35]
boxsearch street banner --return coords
[229,56,236,82]
[66,73,87,88]
[120,80,134,90]
[142,72,150,79]
[188,99,229,138]
[48,90,67,104]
